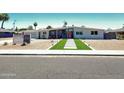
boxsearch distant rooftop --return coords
[106,27,124,32]
[0,29,15,32]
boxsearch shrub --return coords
[21,42,26,46]
[3,42,8,46]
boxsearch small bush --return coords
[13,43,16,45]
[3,42,8,46]
[21,42,26,46]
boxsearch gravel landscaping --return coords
[84,40,124,50]
[0,39,59,50]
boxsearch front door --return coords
[67,31,73,38]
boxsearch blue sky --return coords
[2,13,124,29]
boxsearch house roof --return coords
[106,27,124,33]
[39,27,69,31]
[39,26,105,32]
[22,30,38,32]
[0,29,15,32]
[79,27,105,31]
[113,27,124,32]
[20,26,105,33]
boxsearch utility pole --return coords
[13,20,16,30]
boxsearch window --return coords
[91,31,94,35]
[95,31,98,35]
[80,32,83,35]
[91,31,98,35]
[76,32,80,35]
[76,32,83,35]
[43,32,46,34]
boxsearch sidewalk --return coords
[0,50,124,56]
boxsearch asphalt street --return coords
[0,55,124,79]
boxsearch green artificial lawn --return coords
[74,39,92,50]
[50,39,67,50]
[50,39,92,50]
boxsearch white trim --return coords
[81,39,95,50]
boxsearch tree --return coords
[81,25,85,28]
[63,21,67,27]
[0,14,3,21]
[0,13,9,29]
[46,25,52,29]
[27,25,33,30]
[122,24,124,28]
[33,22,38,30]
[19,28,27,31]
[15,27,18,31]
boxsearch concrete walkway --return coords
[64,39,77,49]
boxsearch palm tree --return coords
[0,13,9,29]
[0,14,3,21]
[0,14,3,29]
[63,21,67,27]
[33,22,38,30]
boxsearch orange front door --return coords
[67,32,73,38]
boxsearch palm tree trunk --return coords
[35,26,36,30]
[1,20,4,29]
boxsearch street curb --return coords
[0,50,124,56]
[0,53,124,56]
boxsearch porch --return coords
[48,29,73,39]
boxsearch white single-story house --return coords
[23,26,105,39]
[2,26,124,39]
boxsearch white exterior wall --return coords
[73,27,104,39]
[13,34,24,44]
[23,30,49,39]
[39,30,49,39]
[24,30,39,39]
[30,32,39,38]
[22,28,105,39]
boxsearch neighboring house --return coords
[104,27,124,39]
[113,27,124,39]
[0,29,14,38]
[23,26,105,39]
